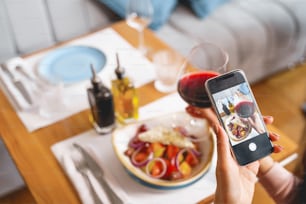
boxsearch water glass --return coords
[153,50,184,93]
[38,78,67,118]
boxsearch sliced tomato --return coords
[151,161,163,177]
[185,151,199,166]
[166,145,179,159]
[134,152,148,163]
[147,159,166,178]
[163,158,177,179]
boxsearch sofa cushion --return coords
[278,0,306,65]
[236,0,298,71]
[181,0,229,19]
[165,1,306,83]
[209,3,269,82]
[97,0,177,30]
[167,5,239,71]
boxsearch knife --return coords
[15,65,46,90]
[73,143,124,204]
[1,64,33,105]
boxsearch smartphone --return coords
[205,69,273,165]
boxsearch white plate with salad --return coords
[112,111,215,189]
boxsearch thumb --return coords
[214,123,232,161]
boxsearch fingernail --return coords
[271,132,280,139]
[277,144,284,150]
[273,144,284,153]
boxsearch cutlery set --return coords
[73,143,124,204]
[15,65,47,90]
[72,149,104,204]
[1,64,33,105]
[0,63,50,109]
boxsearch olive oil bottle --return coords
[228,99,235,113]
[111,53,139,124]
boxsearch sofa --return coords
[1,0,306,82]
[0,0,305,197]
[157,0,306,83]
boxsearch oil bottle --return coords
[111,53,139,124]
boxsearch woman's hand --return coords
[186,106,284,202]
[187,106,259,203]
[214,123,259,204]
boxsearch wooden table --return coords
[0,21,298,204]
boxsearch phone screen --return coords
[211,82,266,146]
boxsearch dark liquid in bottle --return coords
[235,101,255,118]
[95,89,115,127]
[177,71,218,107]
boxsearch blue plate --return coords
[38,45,106,84]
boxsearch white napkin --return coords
[0,28,156,132]
[0,57,37,111]
[51,93,218,204]
[60,142,118,204]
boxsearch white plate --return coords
[112,111,215,189]
[225,114,252,142]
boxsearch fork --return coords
[72,152,104,204]
[73,143,124,204]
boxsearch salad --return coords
[226,115,251,140]
[124,124,202,181]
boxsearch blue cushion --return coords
[97,0,178,30]
[185,0,229,19]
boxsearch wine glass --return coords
[126,0,153,54]
[177,42,229,138]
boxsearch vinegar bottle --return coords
[87,64,115,134]
[222,103,231,115]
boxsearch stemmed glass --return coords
[177,42,229,138]
[126,0,153,54]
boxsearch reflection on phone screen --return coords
[212,82,265,146]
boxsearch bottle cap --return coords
[90,64,102,90]
[90,64,100,82]
[115,53,125,80]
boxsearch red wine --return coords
[177,71,218,107]
[235,101,255,118]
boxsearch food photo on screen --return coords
[212,83,266,146]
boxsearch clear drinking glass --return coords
[126,0,153,54]
[38,76,68,118]
[177,42,229,138]
[153,50,184,93]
